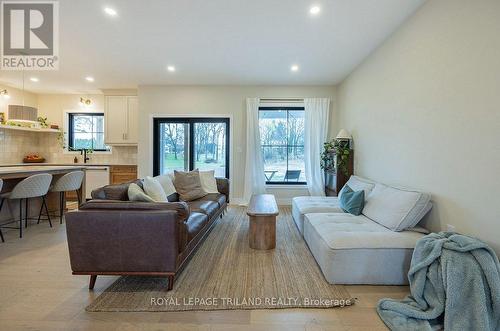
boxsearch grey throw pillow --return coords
[173,169,207,201]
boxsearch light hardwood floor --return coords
[0,209,409,331]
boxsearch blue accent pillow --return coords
[339,184,365,216]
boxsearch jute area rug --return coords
[86,206,354,312]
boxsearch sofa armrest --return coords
[216,178,230,200]
[65,208,185,273]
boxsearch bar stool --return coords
[48,171,84,224]
[0,174,53,239]
[0,179,4,242]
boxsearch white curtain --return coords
[243,97,266,204]
[304,98,330,196]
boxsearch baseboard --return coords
[230,197,292,206]
[229,198,246,206]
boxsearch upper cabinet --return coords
[104,96,138,145]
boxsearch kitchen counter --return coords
[0,165,87,177]
[0,163,137,167]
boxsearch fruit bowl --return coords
[23,154,46,163]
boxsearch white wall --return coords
[37,94,105,127]
[138,85,337,202]
[337,0,500,251]
[0,83,38,115]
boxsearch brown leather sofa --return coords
[65,178,229,291]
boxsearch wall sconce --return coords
[80,97,92,107]
[0,89,10,99]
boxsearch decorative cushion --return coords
[154,174,177,199]
[338,175,376,201]
[362,183,432,231]
[339,185,365,216]
[128,183,156,202]
[173,169,207,202]
[199,170,219,194]
[143,176,168,202]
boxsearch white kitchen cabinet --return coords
[104,96,138,145]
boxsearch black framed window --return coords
[259,107,306,184]
[153,118,230,179]
[68,113,109,151]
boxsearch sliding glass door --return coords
[153,118,230,178]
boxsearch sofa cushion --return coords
[338,175,375,201]
[362,183,432,231]
[304,213,424,249]
[154,174,177,199]
[216,178,229,197]
[143,176,168,202]
[197,193,227,207]
[173,169,208,201]
[80,200,190,222]
[92,179,143,201]
[128,183,156,202]
[103,185,129,200]
[291,196,343,235]
[199,170,219,194]
[186,212,209,241]
[339,185,365,216]
[187,200,219,219]
[303,213,425,285]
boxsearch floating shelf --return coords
[0,124,60,133]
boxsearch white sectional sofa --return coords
[292,176,432,285]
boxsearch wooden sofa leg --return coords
[89,275,97,290]
[167,275,174,291]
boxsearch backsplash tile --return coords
[0,128,137,165]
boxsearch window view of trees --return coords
[159,123,187,171]
[193,123,227,176]
[69,113,109,151]
[158,120,227,177]
[259,109,306,183]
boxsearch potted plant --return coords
[321,138,351,189]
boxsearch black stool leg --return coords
[0,199,4,243]
[60,192,64,224]
[19,199,23,238]
[25,198,29,228]
[42,196,52,228]
[76,190,81,207]
[37,197,44,224]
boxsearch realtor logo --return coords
[1,1,59,70]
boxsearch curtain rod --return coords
[259,98,304,103]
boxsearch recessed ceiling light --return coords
[30,77,39,82]
[104,7,117,17]
[85,76,95,82]
[310,6,321,15]
[291,65,299,72]
[167,66,176,72]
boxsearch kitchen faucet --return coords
[81,149,90,163]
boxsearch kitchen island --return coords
[0,165,86,225]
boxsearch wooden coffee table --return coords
[246,194,279,250]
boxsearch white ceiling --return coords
[0,0,425,94]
